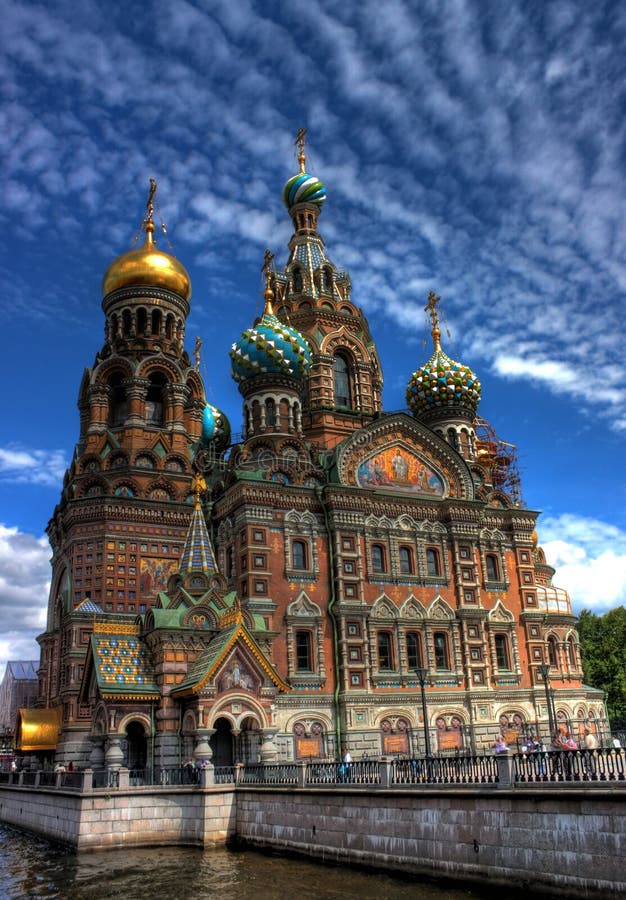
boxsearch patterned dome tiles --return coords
[406,347,481,418]
[230,312,311,383]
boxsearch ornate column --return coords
[165,383,190,433]
[89,734,105,769]
[123,377,149,426]
[104,734,124,770]
[194,727,216,785]
[260,727,279,763]
[87,384,110,434]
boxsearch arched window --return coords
[494,634,510,670]
[293,267,303,293]
[137,307,147,336]
[568,637,577,667]
[426,548,441,577]
[151,309,162,337]
[333,354,351,408]
[146,373,166,425]
[547,636,558,668]
[433,632,450,670]
[447,428,459,450]
[399,546,413,575]
[108,374,127,427]
[371,544,385,574]
[295,630,313,671]
[292,540,307,570]
[485,553,499,580]
[377,632,393,670]
[265,398,276,427]
[122,309,132,336]
[406,632,423,670]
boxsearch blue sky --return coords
[1,0,625,678]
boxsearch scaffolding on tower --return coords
[474,417,524,507]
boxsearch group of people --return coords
[182,757,207,785]
[493,728,600,755]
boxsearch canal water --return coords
[0,824,492,899]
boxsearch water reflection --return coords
[0,824,488,899]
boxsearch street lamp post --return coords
[538,663,556,739]
[415,667,432,757]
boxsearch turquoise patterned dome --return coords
[282,172,326,209]
[230,310,311,383]
[406,346,481,420]
[201,403,231,448]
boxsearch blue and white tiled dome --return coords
[230,310,311,383]
[201,402,231,448]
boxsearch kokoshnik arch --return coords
[26,133,603,769]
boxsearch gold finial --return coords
[261,248,275,314]
[295,128,307,174]
[424,290,442,352]
[191,472,206,510]
[194,336,202,370]
[138,177,158,246]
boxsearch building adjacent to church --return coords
[25,142,605,770]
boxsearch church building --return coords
[27,137,604,770]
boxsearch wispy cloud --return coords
[0,446,67,487]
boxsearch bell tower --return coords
[272,131,383,449]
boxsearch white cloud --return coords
[0,446,67,487]
[538,514,626,612]
[0,524,50,681]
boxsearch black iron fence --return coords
[2,749,625,792]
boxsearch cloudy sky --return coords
[1,0,625,678]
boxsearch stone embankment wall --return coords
[1,783,625,897]
[235,786,626,898]
[0,785,236,849]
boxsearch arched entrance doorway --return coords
[210,717,234,767]
[124,720,147,771]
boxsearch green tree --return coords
[578,606,626,722]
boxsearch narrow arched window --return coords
[486,553,499,581]
[434,632,450,670]
[146,373,166,425]
[293,267,303,293]
[495,634,510,670]
[108,374,127,428]
[292,540,307,570]
[151,309,162,337]
[568,638,577,667]
[295,630,313,671]
[371,544,385,574]
[377,632,393,670]
[266,398,276,427]
[426,548,440,577]
[406,632,423,670]
[399,546,413,574]
[547,636,558,667]
[333,354,351,408]
[447,428,459,450]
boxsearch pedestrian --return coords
[183,758,197,784]
[341,747,353,782]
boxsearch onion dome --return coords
[201,402,231,449]
[281,128,326,210]
[230,271,311,383]
[406,291,481,421]
[102,179,191,300]
[282,172,326,210]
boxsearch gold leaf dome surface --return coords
[102,222,191,300]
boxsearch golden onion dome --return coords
[102,220,191,300]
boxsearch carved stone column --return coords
[165,383,190,433]
[89,734,105,769]
[104,735,124,770]
[260,726,279,763]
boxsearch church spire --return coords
[178,474,219,576]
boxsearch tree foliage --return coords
[578,606,626,722]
